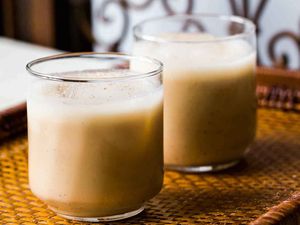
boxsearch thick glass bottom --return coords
[165,159,240,173]
[55,206,144,222]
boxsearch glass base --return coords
[165,159,240,173]
[56,206,144,222]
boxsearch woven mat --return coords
[0,108,300,225]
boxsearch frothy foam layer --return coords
[133,32,254,73]
[28,69,162,115]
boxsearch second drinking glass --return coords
[133,14,257,172]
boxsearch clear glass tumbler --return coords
[26,53,163,222]
[133,14,256,172]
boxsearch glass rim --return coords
[133,13,256,44]
[26,52,163,83]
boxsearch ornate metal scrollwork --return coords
[161,0,194,15]
[74,0,299,69]
[94,0,129,51]
[126,0,154,10]
[268,30,300,69]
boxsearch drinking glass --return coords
[133,14,256,172]
[26,53,163,221]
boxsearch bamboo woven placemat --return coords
[0,108,299,225]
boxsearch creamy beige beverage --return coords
[133,33,256,168]
[27,70,163,218]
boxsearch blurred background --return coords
[0,0,299,69]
